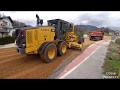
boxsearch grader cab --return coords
[16,14,84,63]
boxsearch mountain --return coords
[75,25,98,31]
[74,25,112,31]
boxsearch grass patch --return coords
[115,38,120,44]
[103,40,120,77]
[104,32,111,36]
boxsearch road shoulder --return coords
[57,40,110,79]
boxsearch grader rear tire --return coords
[40,43,57,63]
[57,41,67,56]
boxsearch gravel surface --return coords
[0,38,102,79]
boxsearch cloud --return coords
[1,11,120,30]
[76,12,120,30]
[77,12,111,27]
[0,11,82,26]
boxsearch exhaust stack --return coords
[36,14,43,26]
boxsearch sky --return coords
[0,11,120,30]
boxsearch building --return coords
[109,30,115,35]
[0,16,13,37]
[115,30,120,36]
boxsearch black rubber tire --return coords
[78,37,84,44]
[89,37,92,40]
[57,41,67,56]
[40,43,57,63]
[101,36,103,40]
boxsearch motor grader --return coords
[15,14,84,63]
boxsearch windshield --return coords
[48,22,58,28]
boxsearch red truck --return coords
[88,30,104,41]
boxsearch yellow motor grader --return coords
[15,14,84,63]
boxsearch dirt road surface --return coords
[0,36,110,79]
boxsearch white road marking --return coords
[87,44,95,49]
[59,43,104,79]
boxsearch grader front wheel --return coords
[40,43,57,63]
[57,41,67,56]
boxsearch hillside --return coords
[75,25,112,32]
[75,25,98,31]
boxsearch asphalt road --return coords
[58,40,111,79]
